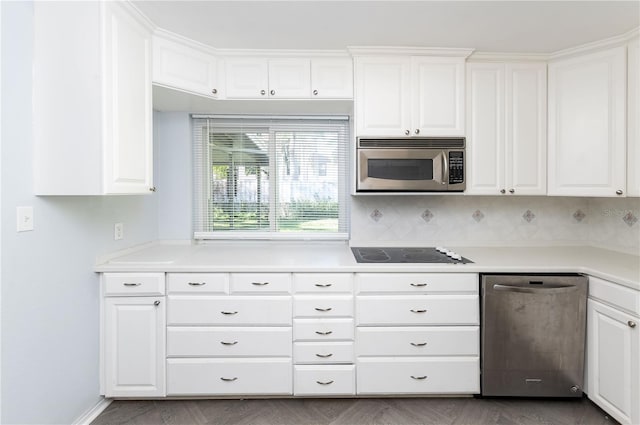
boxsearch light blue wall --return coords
[1,3,159,424]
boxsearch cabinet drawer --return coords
[294,342,354,364]
[167,273,228,294]
[357,357,480,394]
[294,295,353,318]
[103,273,165,296]
[357,326,479,356]
[294,274,353,293]
[294,318,354,341]
[589,276,640,316]
[167,358,292,395]
[168,296,292,326]
[356,273,478,294]
[167,327,292,357]
[357,295,479,326]
[294,365,356,396]
[231,273,291,294]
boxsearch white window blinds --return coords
[193,115,350,239]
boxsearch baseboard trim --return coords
[72,397,112,425]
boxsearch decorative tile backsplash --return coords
[351,196,640,255]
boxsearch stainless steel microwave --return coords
[356,138,466,192]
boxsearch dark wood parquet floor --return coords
[91,397,618,425]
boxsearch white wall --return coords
[1,3,159,424]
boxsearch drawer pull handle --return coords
[220,377,238,382]
[315,283,333,287]
[317,380,334,385]
[315,307,333,312]
[315,330,333,335]
[629,321,637,328]
[221,311,238,315]
[410,283,427,287]
[252,281,269,286]
[123,282,141,287]
[410,342,427,347]
[154,301,161,306]
[315,353,333,358]
[188,282,206,286]
[410,309,427,313]
[411,375,427,380]
[220,341,238,346]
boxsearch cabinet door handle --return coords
[629,321,637,328]
[313,89,319,95]
[251,281,269,286]
[149,187,156,192]
[154,300,161,306]
[404,129,410,136]
[616,190,624,195]
[500,189,506,194]
[411,375,427,380]
[260,90,266,96]
[315,330,333,335]
[188,282,206,286]
[211,88,218,95]
[220,341,238,346]
[221,311,238,315]
[315,353,333,358]
[315,307,333,312]
[410,309,427,313]
[509,188,515,194]
[123,282,141,287]
[270,89,276,95]
[410,342,427,347]
[414,129,420,135]
[316,380,334,385]
[220,377,238,382]
[315,283,332,287]
[410,283,427,287]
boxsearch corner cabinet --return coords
[34,1,154,195]
[353,54,468,138]
[548,47,626,197]
[466,62,546,195]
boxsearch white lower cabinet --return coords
[103,296,166,397]
[167,327,292,357]
[294,365,356,396]
[587,297,639,425]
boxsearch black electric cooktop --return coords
[351,247,473,264]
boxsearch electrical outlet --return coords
[17,206,34,232]
[114,222,124,240]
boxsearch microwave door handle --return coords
[442,153,449,185]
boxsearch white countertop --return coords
[95,241,640,290]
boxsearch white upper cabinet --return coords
[311,58,353,99]
[354,55,466,137]
[628,39,640,197]
[268,59,312,98]
[34,1,153,195]
[225,58,271,98]
[548,47,626,197]
[152,32,220,99]
[466,62,546,195]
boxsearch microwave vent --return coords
[358,138,465,149]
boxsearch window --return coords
[193,116,349,239]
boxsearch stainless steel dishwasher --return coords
[481,274,588,397]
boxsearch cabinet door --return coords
[628,39,640,197]
[268,59,311,98]
[587,299,639,425]
[505,63,547,195]
[465,63,505,195]
[152,35,219,98]
[311,58,353,99]
[102,2,153,194]
[104,297,165,397]
[548,47,626,197]
[225,58,269,98]
[355,57,412,137]
[412,57,465,136]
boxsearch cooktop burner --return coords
[351,247,473,264]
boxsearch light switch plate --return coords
[17,206,34,232]
[114,222,124,240]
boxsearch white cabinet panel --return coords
[104,297,165,397]
[587,299,639,425]
[225,58,269,98]
[167,358,292,395]
[104,272,165,296]
[311,58,353,99]
[268,59,311,98]
[230,273,292,294]
[294,365,356,396]
[294,295,354,318]
[548,47,626,197]
[294,318,355,341]
[167,273,229,294]
[628,39,640,197]
[294,273,353,293]
[167,327,292,357]
[355,273,478,294]
[294,342,354,364]
[152,34,219,98]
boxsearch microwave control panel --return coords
[448,151,464,184]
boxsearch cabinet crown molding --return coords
[467,52,550,62]
[550,26,640,61]
[347,46,474,58]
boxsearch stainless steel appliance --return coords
[351,247,472,264]
[481,274,588,397]
[356,138,465,192]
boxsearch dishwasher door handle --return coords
[492,283,577,294]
